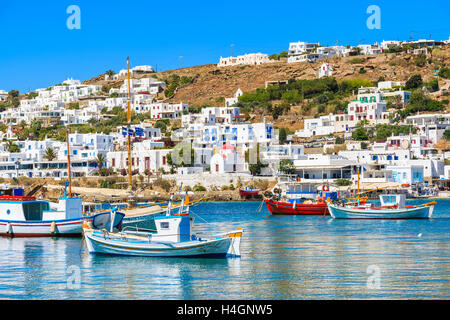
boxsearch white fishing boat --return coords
[0,187,85,237]
[83,193,243,257]
[328,194,436,219]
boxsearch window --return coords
[160,222,169,229]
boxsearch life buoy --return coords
[322,185,329,192]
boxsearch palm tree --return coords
[44,147,57,161]
[95,153,106,171]
[6,140,20,153]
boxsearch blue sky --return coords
[0,0,448,93]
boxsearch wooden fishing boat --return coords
[264,198,329,215]
[0,187,85,237]
[83,194,243,258]
[265,184,336,216]
[239,187,260,198]
[328,194,436,219]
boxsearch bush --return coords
[335,136,345,144]
[438,68,450,79]
[350,57,363,64]
[405,74,423,89]
[414,54,427,67]
[193,183,206,192]
[444,129,450,140]
[153,178,172,192]
[335,179,352,186]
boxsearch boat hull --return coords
[84,232,236,257]
[265,199,329,216]
[328,203,433,219]
[239,189,260,197]
[0,218,84,237]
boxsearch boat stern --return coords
[226,228,243,257]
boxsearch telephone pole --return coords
[179,56,183,69]
[231,44,234,57]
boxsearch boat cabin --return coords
[380,194,406,208]
[153,215,195,242]
[0,187,83,222]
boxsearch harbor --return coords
[0,0,449,303]
[0,200,448,299]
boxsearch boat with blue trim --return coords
[0,186,86,237]
[83,193,243,257]
[327,194,436,219]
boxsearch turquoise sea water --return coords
[0,199,449,299]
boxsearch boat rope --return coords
[254,199,265,215]
[189,208,209,223]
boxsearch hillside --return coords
[84,47,450,131]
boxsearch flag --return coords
[135,127,144,137]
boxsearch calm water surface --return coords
[0,199,449,299]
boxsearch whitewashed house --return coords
[149,102,188,119]
[318,63,333,78]
[225,88,243,107]
[210,144,247,174]
[217,53,271,67]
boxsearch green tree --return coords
[44,147,57,161]
[352,127,369,141]
[405,74,423,89]
[443,129,450,140]
[6,140,20,153]
[95,153,107,170]
[279,159,295,174]
[279,127,288,144]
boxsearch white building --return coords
[287,41,319,63]
[107,143,171,174]
[119,78,165,95]
[380,40,402,50]
[218,53,271,67]
[225,88,243,107]
[149,102,188,119]
[318,63,333,78]
[0,90,7,102]
[106,65,155,80]
[402,113,450,144]
[210,144,247,174]
[357,44,382,55]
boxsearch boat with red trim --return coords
[265,198,329,215]
[265,183,337,216]
[239,187,260,198]
[0,186,86,237]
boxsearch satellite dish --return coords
[401,139,410,149]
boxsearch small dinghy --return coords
[83,194,243,258]
[328,194,436,219]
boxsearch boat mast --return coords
[66,127,72,198]
[126,57,133,189]
[357,166,360,197]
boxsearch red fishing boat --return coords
[265,197,329,215]
[265,184,336,216]
[239,187,260,198]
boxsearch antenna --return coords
[179,56,183,69]
[231,44,234,57]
